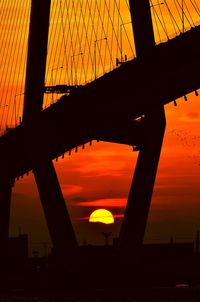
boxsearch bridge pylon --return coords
[22,0,78,261]
[34,160,77,260]
[119,108,166,254]
[129,0,155,57]
[118,0,166,256]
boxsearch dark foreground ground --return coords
[0,286,200,302]
[2,245,200,301]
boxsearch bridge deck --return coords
[0,25,200,180]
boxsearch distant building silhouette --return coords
[8,234,28,262]
[102,232,111,246]
[196,231,199,254]
[142,242,194,259]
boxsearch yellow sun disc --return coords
[89,209,114,224]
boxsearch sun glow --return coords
[89,209,114,224]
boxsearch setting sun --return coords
[89,209,114,224]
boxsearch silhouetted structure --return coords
[0,0,200,279]
[195,231,199,254]
[8,234,28,262]
[102,232,112,246]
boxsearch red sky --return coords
[1,0,200,256]
[9,91,200,255]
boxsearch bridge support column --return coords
[23,0,51,121]
[119,107,166,255]
[34,160,77,261]
[23,0,78,261]
[129,0,155,56]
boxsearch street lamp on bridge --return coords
[51,66,63,103]
[0,104,8,109]
[120,21,132,64]
[14,93,24,127]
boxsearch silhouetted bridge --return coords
[0,0,200,268]
[1,25,200,179]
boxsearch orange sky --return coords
[9,91,200,254]
[0,0,200,256]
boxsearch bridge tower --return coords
[119,0,166,254]
[0,0,166,271]
[23,0,77,260]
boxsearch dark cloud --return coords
[70,196,86,203]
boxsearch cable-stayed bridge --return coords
[0,0,200,266]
